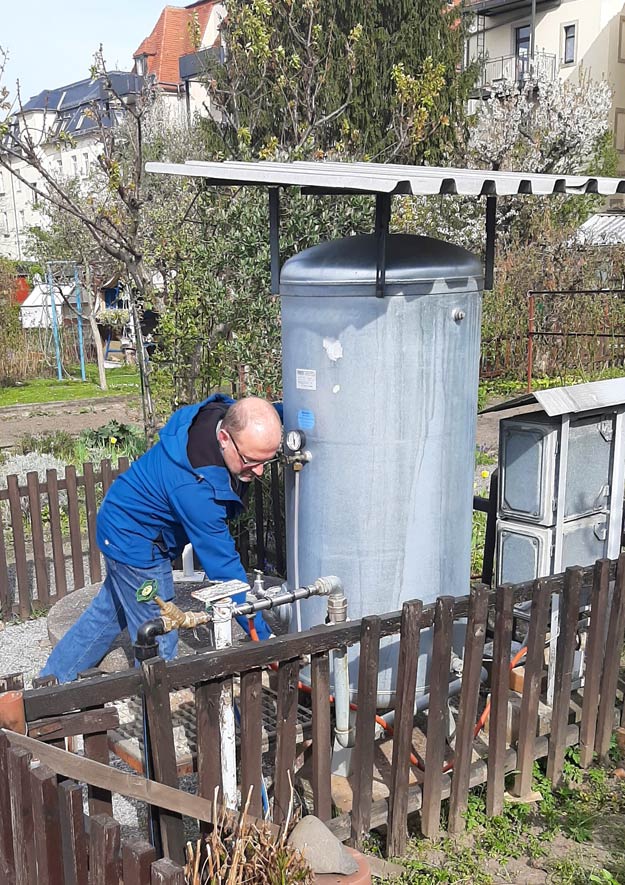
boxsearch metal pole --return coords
[527,291,535,392]
[73,265,86,382]
[47,265,63,382]
[531,0,537,72]
[213,600,238,810]
[269,188,281,296]
[484,196,497,291]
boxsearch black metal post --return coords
[485,195,497,291]
[375,193,391,298]
[269,188,281,295]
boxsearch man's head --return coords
[218,397,283,481]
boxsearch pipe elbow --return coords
[135,618,166,662]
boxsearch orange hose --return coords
[246,618,527,774]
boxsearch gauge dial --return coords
[285,429,306,453]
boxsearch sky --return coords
[2,1,168,103]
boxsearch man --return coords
[41,394,283,683]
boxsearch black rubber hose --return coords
[134,618,166,663]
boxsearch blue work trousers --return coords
[40,556,178,684]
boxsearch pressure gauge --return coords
[285,429,306,454]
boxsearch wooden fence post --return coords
[8,745,36,885]
[350,616,381,849]
[26,471,50,608]
[595,552,625,761]
[0,733,15,885]
[273,658,300,826]
[486,584,513,817]
[141,657,186,865]
[240,669,264,821]
[448,583,489,833]
[386,600,422,857]
[31,763,64,884]
[513,578,551,799]
[58,780,88,885]
[0,518,11,620]
[46,468,68,601]
[7,475,30,619]
[88,815,121,885]
[311,651,332,823]
[195,678,223,818]
[122,840,157,883]
[421,596,455,839]
[546,567,582,786]
[83,462,102,584]
[579,559,611,768]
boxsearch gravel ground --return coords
[0,616,52,687]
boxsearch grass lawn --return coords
[0,364,140,407]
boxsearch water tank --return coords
[280,234,483,705]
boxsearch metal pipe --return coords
[213,600,238,810]
[378,667,489,732]
[326,585,354,749]
[234,576,342,619]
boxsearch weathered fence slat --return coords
[547,567,583,786]
[254,480,265,571]
[0,519,11,621]
[88,814,121,885]
[58,780,88,885]
[141,657,185,865]
[0,733,15,885]
[7,475,30,619]
[195,679,223,812]
[240,669,264,820]
[31,763,64,885]
[273,658,300,826]
[311,651,332,823]
[486,584,514,817]
[83,462,101,584]
[117,456,130,474]
[421,596,455,839]
[81,696,113,817]
[596,552,625,760]
[386,600,422,857]
[8,745,36,885]
[151,857,186,884]
[26,471,50,607]
[579,558,611,767]
[101,459,113,497]
[122,839,157,883]
[513,578,552,799]
[350,616,381,849]
[448,583,489,834]
[65,466,85,590]
[46,468,68,600]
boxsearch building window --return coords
[16,175,21,193]
[515,25,531,79]
[72,155,78,176]
[1,211,8,236]
[563,23,576,65]
[83,153,90,175]
[615,108,625,154]
[18,209,25,230]
[619,16,625,63]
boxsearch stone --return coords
[288,815,358,876]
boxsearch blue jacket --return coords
[97,394,270,637]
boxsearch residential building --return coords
[133,0,226,123]
[466,0,625,187]
[0,73,143,261]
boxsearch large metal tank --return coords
[280,233,483,705]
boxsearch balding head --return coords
[218,397,282,481]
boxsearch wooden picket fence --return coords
[1,556,624,882]
[0,458,285,620]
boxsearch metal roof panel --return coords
[145,159,625,197]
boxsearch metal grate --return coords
[109,685,314,775]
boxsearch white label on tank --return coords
[296,368,317,390]
[323,337,343,361]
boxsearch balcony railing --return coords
[474,50,557,91]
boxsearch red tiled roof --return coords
[134,1,216,89]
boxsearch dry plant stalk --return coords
[183,785,313,885]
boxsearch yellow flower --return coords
[110,436,117,445]
[481,470,490,479]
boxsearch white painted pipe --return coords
[213,601,238,810]
[182,543,195,578]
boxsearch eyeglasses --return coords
[226,431,280,469]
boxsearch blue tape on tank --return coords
[298,409,315,430]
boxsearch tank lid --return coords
[280,234,482,297]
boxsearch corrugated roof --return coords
[145,159,625,197]
[576,212,625,246]
[480,378,625,417]
[23,73,143,114]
